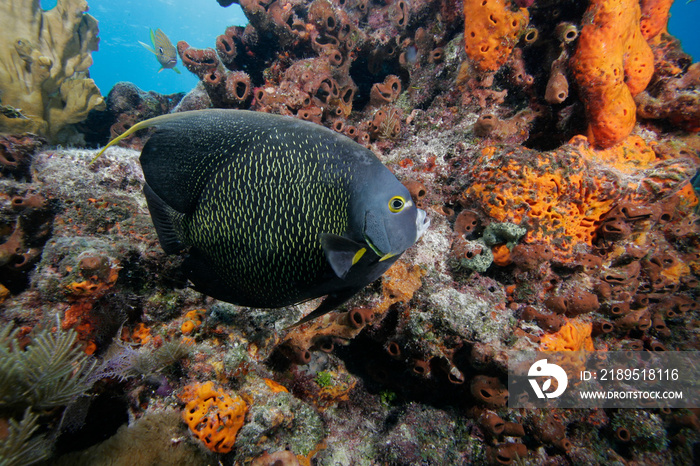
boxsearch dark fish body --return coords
[96,110,428,323]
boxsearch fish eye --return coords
[159,47,164,54]
[388,196,406,213]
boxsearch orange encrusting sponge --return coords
[570,0,654,149]
[463,0,529,72]
[181,381,247,453]
[463,145,618,260]
[569,134,657,174]
[540,320,594,352]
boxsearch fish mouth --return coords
[415,208,430,241]
[363,208,429,262]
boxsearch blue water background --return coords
[41,0,699,96]
[668,1,700,62]
[41,0,247,96]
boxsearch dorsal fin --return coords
[89,112,188,164]
[92,109,379,215]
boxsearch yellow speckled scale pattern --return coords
[186,132,352,306]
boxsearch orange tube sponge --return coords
[181,381,247,453]
[570,0,654,149]
[463,0,529,72]
[640,0,674,40]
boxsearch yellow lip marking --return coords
[379,252,395,262]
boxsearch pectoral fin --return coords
[320,233,367,279]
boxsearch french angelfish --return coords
[139,28,181,74]
[93,110,430,325]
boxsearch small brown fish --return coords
[139,28,181,74]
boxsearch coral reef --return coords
[81,82,185,148]
[53,408,212,465]
[281,260,424,364]
[0,0,698,463]
[0,0,105,142]
[166,0,468,144]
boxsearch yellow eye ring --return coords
[388,196,406,213]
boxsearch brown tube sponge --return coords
[592,320,614,336]
[473,114,499,137]
[503,422,525,437]
[386,341,401,359]
[403,180,427,208]
[511,243,554,271]
[485,443,528,465]
[224,71,252,106]
[565,289,600,317]
[521,306,565,332]
[479,411,506,436]
[412,358,431,376]
[178,41,219,76]
[297,106,323,125]
[615,426,631,442]
[470,375,508,407]
[652,314,671,338]
[369,75,402,108]
[545,67,569,104]
[454,210,480,236]
[614,309,650,331]
[216,30,238,66]
[344,307,375,329]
